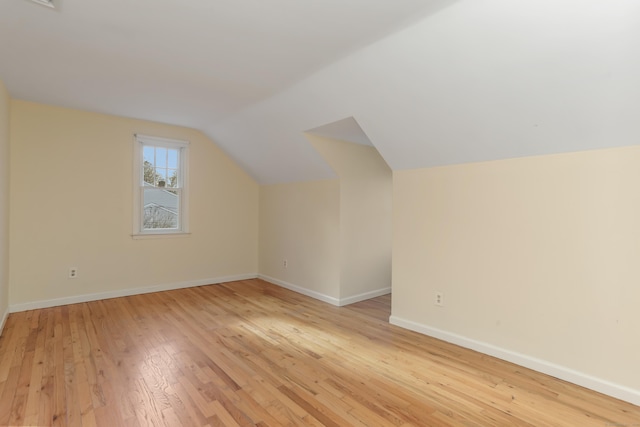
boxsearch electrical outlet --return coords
[283,259,288,268]
[69,267,78,279]
[435,291,444,307]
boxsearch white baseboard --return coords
[258,274,341,306]
[0,306,9,337]
[339,287,391,306]
[389,315,640,407]
[9,274,258,313]
[258,275,390,307]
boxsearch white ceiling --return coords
[306,117,373,147]
[0,0,451,125]
[2,0,640,184]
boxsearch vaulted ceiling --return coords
[1,0,639,184]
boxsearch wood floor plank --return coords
[0,314,28,383]
[0,279,638,426]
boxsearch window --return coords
[133,135,189,236]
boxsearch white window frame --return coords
[133,134,190,238]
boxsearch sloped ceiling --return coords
[2,0,639,184]
[307,117,373,147]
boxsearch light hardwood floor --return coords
[0,279,638,426]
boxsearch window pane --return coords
[156,147,167,167]
[143,188,179,229]
[167,149,178,169]
[167,169,178,187]
[143,146,155,165]
[155,168,167,187]
[143,161,156,185]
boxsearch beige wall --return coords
[0,80,10,326]
[392,146,640,396]
[309,136,392,300]
[9,100,258,307]
[259,180,341,301]
[258,136,392,305]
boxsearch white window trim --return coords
[133,134,190,237]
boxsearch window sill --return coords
[132,232,191,240]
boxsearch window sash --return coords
[142,187,182,231]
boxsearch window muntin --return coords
[134,135,189,236]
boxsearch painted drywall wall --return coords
[9,100,258,308]
[392,146,640,402]
[308,136,392,300]
[0,80,10,329]
[258,137,392,305]
[259,180,341,301]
